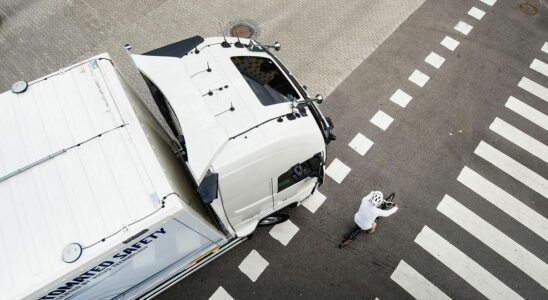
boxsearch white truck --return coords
[0,36,335,300]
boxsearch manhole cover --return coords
[226,19,260,40]
[519,3,538,16]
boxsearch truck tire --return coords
[258,213,289,226]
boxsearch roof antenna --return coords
[234,28,243,48]
[219,22,231,48]
[193,36,200,54]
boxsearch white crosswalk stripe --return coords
[480,0,497,6]
[467,7,485,20]
[209,286,234,300]
[391,260,451,300]
[505,96,548,131]
[457,166,548,241]
[370,110,394,131]
[301,191,327,213]
[530,59,548,77]
[438,195,548,289]
[269,219,299,246]
[424,52,445,69]
[518,76,548,102]
[409,69,430,87]
[542,42,548,54]
[474,141,548,198]
[454,21,473,35]
[325,158,351,184]
[390,89,413,107]
[440,36,460,51]
[489,117,548,163]
[238,250,269,282]
[348,133,374,156]
[415,226,523,300]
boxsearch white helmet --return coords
[368,191,384,207]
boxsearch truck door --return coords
[272,154,323,208]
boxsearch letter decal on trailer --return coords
[38,228,167,300]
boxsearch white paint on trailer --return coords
[530,59,548,77]
[390,89,413,108]
[441,36,460,51]
[505,96,548,131]
[390,260,451,300]
[489,118,548,163]
[480,0,497,6]
[415,226,523,300]
[542,42,548,54]
[518,77,548,102]
[438,195,548,290]
[457,166,548,241]
[238,250,269,282]
[348,133,374,156]
[209,286,234,300]
[468,7,486,20]
[301,191,327,213]
[370,110,394,131]
[325,158,352,184]
[475,141,548,198]
[454,21,473,35]
[424,52,445,69]
[269,219,299,246]
[408,70,430,87]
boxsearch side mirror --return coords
[314,94,324,104]
[273,41,281,51]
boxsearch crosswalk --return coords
[390,37,548,299]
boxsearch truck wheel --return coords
[258,213,289,226]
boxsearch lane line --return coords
[348,133,374,156]
[409,69,430,87]
[505,96,548,131]
[438,195,548,290]
[457,166,548,241]
[530,58,548,77]
[480,0,497,6]
[415,226,523,300]
[542,42,548,54]
[325,158,351,184]
[301,191,326,213]
[475,141,548,198]
[370,110,394,131]
[391,260,451,300]
[441,36,460,51]
[425,52,445,69]
[518,77,548,102]
[454,21,473,35]
[390,89,413,108]
[490,117,548,163]
[468,7,486,20]
[209,286,234,300]
[238,249,269,282]
[269,219,299,246]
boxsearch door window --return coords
[277,154,322,192]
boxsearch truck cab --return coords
[132,36,335,237]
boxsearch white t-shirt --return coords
[354,193,398,230]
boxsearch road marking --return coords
[542,42,548,54]
[530,58,548,77]
[480,0,497,6]
[505,96,548,131]
[370,110,394,131]
[468,7,486,20]
[518,77,548,102]
[457,166,548,241]
[490,117,548,163]
[390,260,451,300]
[425,52,445,69]
[390,89,413,108]
[269,219,299,246]
[409,70,430,87]
[454,21,473,35]
[475,141,548,198]
[302,191,326,213]
[325,158,351,184]
[348,133,374,156]
[209,286,234,300]
[415,226,523,300]
[441,36,460,51]
[238,249,269,282]
[438,195,548,290]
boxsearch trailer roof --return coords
[0,54,181,299]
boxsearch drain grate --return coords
[519,2,538,16]
[226,19,260,40]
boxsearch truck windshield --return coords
[231,56,300,106]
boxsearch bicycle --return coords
[338,192,396,249]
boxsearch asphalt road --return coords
[1,0,547,299]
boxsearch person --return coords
[341,191,398,247]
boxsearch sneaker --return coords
[366,222,377,234]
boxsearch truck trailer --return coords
[0,36,335,299]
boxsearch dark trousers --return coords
[344,224,363,241]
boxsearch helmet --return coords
[368,191,384,207]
